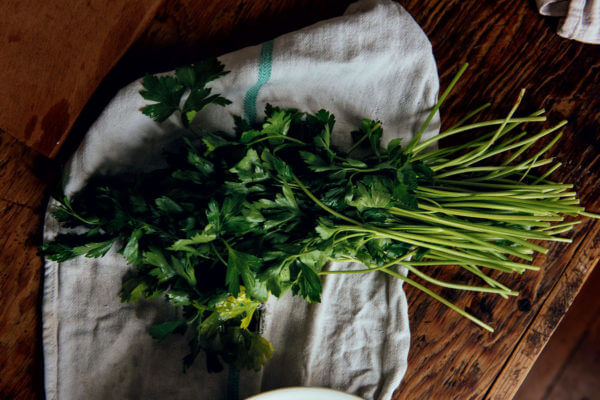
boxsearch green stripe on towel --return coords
[243,40,274,124]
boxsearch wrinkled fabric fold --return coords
[536,0,600,44]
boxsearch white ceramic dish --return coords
[246,387,364,400]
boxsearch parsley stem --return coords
[337,225,538,271]
[416,203,563,223]
[497,122,566,167]
[436,179,572,191]
[320,251,415,275]
[347,131,371,156]
[381,267,494,332]
[211,243,228,267]
[424,197,582,215]
[433,158,554,178]
[387,207,554,240]
[347,122,382,156]
[399,263,518,295]
[292,173,540,273]
[450,89,527,168]
[291,173,361,226]
[447,102,492,131]
[248,135,306,146]
[461,264,513,294]
[333,233,365,243]
[325,254,517,296]
[579,211,600,218]
[410,113,540,162]
[406,63,469,154]
[412,116,546,157]
[538,220,582,231]
[533,162,562,184]
[56,202,100,226]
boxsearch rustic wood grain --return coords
[544,304,600,399]
[0,0,163,157]
[514,254,600,400]
[0,132,57,400]
[485,221,600,399]
[393,1,600,399]
[0,197,46,399]
[0,1,598,399]
[0,133,56,209]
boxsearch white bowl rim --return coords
[245,386,364,400]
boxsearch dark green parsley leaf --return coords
[169,224,217,253]
[260,149,293,181]
[39,241,76,262]
[315,218,337,239]
[178,59,229,90]
[226,246,267,301]
[399,163,418,190]
[73,239,116,258]
[347,178,392,209]
[149,320,187,341]
[120,276,151,302]
[240,129,263,144]
[123,229,143,264]
[171,169,204,184]
[50,206,73,223]
[230,149,269,183]
[142,58,230,126]
[387,137,403,153]
[362,119,383,157]
[413,160,434,180]
[262,110,292,135]
[200,130,230,155]
[170,255,197,286]
[392,183,417,209]
[233,115,253,135]
[299,151,334,172]
[182,87,231,126]
[140,75,184,122]
[295,262,322,302]
[143,248,176,282]
[341,158,368,168]
[155,196,184,215]
[187,151,215,176]
[175,66,197,89]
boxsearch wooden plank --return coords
[485,220,600,399]
[545,304,600,400]
[0,132,55,209]
[0,200,45,399]
[0,0,162,157]
[392,1,600,398]
[0,132,53,399]
[514,256,600,400]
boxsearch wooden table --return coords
[0,1,598,399]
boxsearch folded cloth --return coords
[42,1,440,399]
[536,0,600,44]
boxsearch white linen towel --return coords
[42,1,440,399]
[536,0,600,44]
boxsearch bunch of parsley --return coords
[41,60,597,372]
